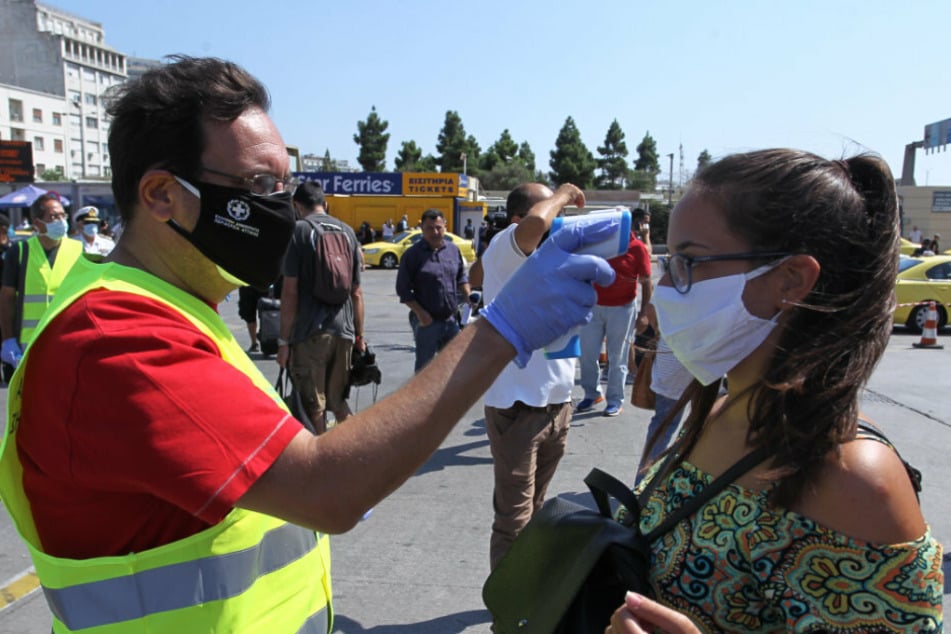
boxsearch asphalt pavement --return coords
[0,267,948,633]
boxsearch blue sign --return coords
[924,118,951,153]
[294,172,403,195]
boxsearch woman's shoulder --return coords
[793,434,928,545]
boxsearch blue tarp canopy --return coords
[0,184,71,208]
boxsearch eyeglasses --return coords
[201,166,298,196]
[658,251,792,294]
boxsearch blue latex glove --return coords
[1,338,22,368]
[482,218,617,367]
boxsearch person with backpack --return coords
[277,181,365,434]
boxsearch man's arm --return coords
[635,277,652,334]
[0,286,16,343]
[457,247,471,299]
[468,257,484,289]
[275,276,298,368]
[240,220,617,534]
[633,240,653,334]
[513,184,585,256]
[351,285,365,352]
[0,246,19,342]
[244,319,512,533]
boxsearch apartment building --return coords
[0,0,127,180]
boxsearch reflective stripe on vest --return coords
[17,236,83,345]
[45,522,321,631]
[0,257,333,633]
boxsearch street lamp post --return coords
[461,152,467,175]
[667,153,674,205]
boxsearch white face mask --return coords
[653,261,783,385]
[82,223,99,237]
[41,218,68,240]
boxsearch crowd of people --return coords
[0,55,942,634]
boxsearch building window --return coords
[52,112,62,125]
[84,93,97,106]
[8,99,23,122]
[32,108,43,123]
[33,137,44,152]
[85,116,98,129]
[54,139,63,153]
[36,163,46,174]
[10,128,25,141]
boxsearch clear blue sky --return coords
[47,0,951,186]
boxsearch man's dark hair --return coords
[505,184,536,220]
[29,193,62,221]
[632,207,650,221]
[104,55,270,222]
[293,181,326,210]
[421,208,444,222]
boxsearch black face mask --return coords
[170,177,295,291]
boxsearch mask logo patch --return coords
[227,199,251,222]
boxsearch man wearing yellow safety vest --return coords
[0,56,617,633]
[0,192,83,369]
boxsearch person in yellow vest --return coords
[0,56,615,633]
[0,192,83,369]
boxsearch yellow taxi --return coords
[894,254,951,331]
[900,238,920,255]
[361,230,476,269]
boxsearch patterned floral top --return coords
[633,460,944,633]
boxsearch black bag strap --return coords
[585,468,641,519]
[644,445,771,541]
[275,368,288,398]
[14,239,28,344]
[856,420,923,499]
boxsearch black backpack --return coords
[306,218,355,305]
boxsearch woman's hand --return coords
[606,592,700,634]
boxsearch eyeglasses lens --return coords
[669,255,689,293]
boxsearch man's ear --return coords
[138,170,183,222]
[777,254,821,308]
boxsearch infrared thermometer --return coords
[543,208,632,359]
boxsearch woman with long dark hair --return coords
[609,149,943,633]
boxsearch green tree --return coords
[463,134,481,173]
[353,106,390,172]
[480,129,519,171]
[416,154,438,172]
[435,110,472,173]
[548,116,596,188]
[633,131,660,190]
[40,168,65,181]
[697,149,712,173]
[320,149,337,172]
[627,169,654,192]
[479,162,535,191]
[518,142,536,172]
[596,119,629,189]
[395,140,422,172]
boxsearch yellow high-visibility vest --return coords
[0,256,332,633]
[16,235,83,345]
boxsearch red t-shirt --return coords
[17,289,301,559]
[595,233,651,306]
